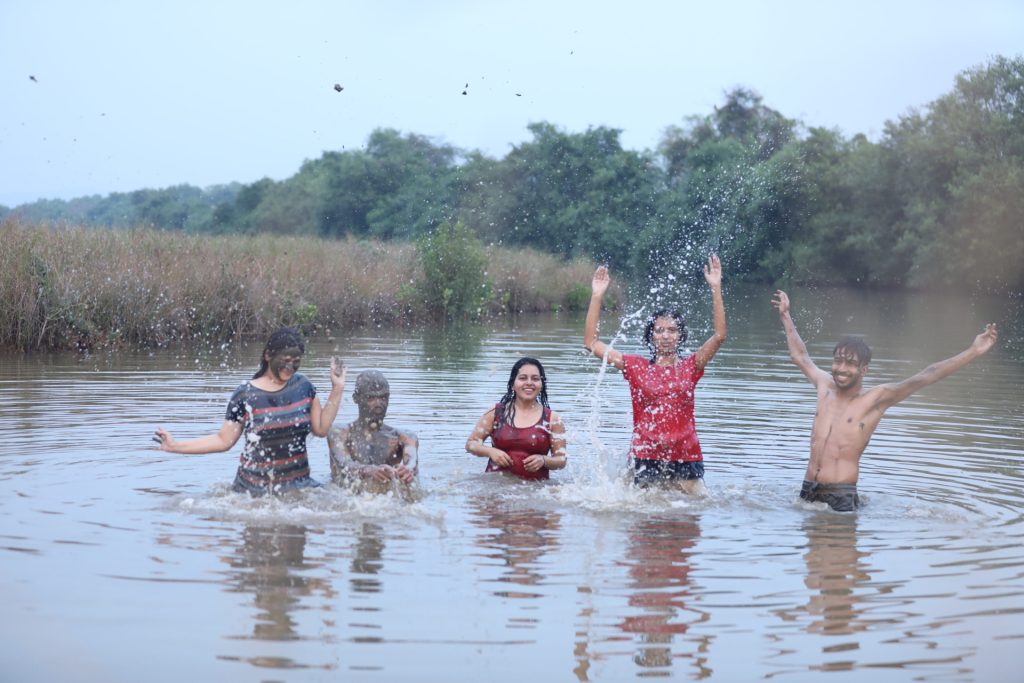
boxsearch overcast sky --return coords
[1,0,1021,207]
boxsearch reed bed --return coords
[0,220,607,351]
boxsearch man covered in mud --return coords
[772,290,998,511]
[328,369,419,495]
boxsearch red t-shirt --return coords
[621,354,704,462]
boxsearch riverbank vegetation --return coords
[0,221,606,351]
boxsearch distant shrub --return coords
[416,221,491,320]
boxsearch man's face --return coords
[357,390,389,420]
[831,351,866,390]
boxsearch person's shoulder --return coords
[328,422,351,437]
[228,380,254,399]
[621,354,645,370]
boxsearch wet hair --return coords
[253,327,306,379]
[833,337,872,366]
[353,370,390,402]
[642,309,688,363]
[498,357,549,426]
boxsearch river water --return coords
[1,285,1022,682]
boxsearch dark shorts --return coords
[633,459,705,488]
[800,480,860,512]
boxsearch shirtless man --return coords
[328,370,419,495]
[772,290,998,511]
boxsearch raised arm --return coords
[873,323,998,410]
[772,290,830,386]
[584,266,624,370]
[155,420,243,454]
[309,359,347,437]
[694,255,727,371]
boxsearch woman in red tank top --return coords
[466,357,567,480]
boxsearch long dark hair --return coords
[253,327,306,379]
[642,309,688,363]
[498,357,549,426]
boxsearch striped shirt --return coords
[226,374,317,494]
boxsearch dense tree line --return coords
[4,56,1021,291]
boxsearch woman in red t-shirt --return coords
[465,357,567,480]
[583,256,726,493]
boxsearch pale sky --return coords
[1,0,1021,207]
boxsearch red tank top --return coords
[485,403,552,480]
[621,354,704,462]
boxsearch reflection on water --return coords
[350,522,385,594]
[793,515,874,638]
[619,515,711,678]
[224,524,319,643]
[0,285,1022,681]
[469,494,562,600]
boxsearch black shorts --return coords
[800,480,860,512]
[633,459,705,488]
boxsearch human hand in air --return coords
[771,290,790,316]
[488,449,513,469]
[330,356,348,391]
[591,266,611,298]
[972,323,998,355]
[703,254,722,289]
[153,427,175,451]
[522,454,546,472]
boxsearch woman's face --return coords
[267,347,303,382]
[651,316,682,356]
[512,364,543,403]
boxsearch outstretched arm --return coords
[873,323,998,410]
[155,420,243,454]
[584,266,624,369]
[772,290,830,386]
[695,255,727,371]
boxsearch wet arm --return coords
[400,433,419,472]
[544,411,567,470]
[310,364,347,437]
[773,290,829,386]
[466,410,512,467]
[584,266,624,369]
[156,420,242,454]
[695,264,726,370]
[874,323,998,410]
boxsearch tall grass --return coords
[0,220,611,351]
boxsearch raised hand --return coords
[591,266,611,298]
[972,323,998,354]
[330,356,348,389]
[703,254,722,288]
[771,289,790,316]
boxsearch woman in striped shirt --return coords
[155,327,346,495]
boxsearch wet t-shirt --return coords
[621,354,704,462]
[225,374,316,493]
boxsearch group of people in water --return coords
[154,256,999,512]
